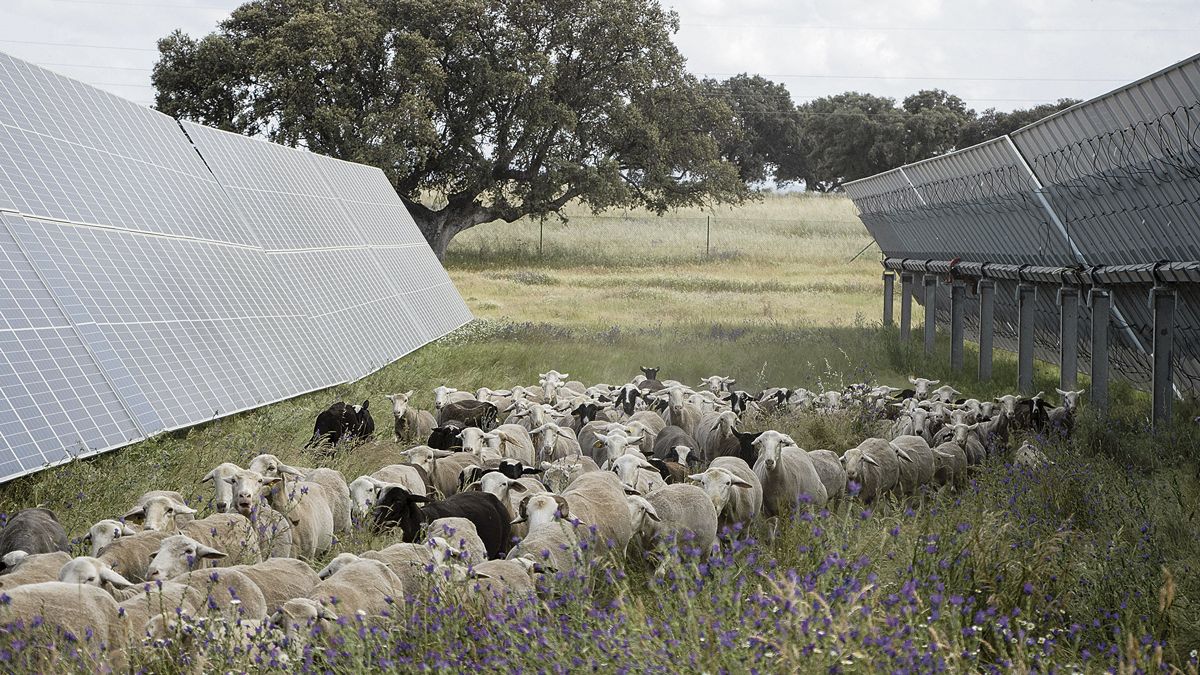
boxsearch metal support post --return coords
[1152,286,1176,427]
[1017,283,1036,394]
[1088,288,1110,412]
[900,273,914,341]
[977,279,995,381]
[924,274,938,355]
[882,272,895,326]
[950,280,966,372]
[1058,286,1080,390]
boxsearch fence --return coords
[844,52,1200,425]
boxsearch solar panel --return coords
[0,51,471,482]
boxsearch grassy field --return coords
[0,194,1197,672]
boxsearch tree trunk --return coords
[406,200,495,262]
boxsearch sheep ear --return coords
[170,501,197,516]
[645,508,662,522]
[552,495,570,519]
[121,524,138,536]
[623,487,641,495]
[123,507,146,523]
[200,469,217,484]
[195,544,227,561]
[278,464,305,478]
[386,394,396,402]
[509,481,528,493]
[687,473,705,482]
[863,455,880,467]
[404,390,414,399]
[320,607,338,622]
[100,567,135,590]
[908,376,917,384]
[896,449,913,463]
[731,479,753,489]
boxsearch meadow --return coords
[0,194,1197,673]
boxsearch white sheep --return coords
[124,493,198,532]
[271,597,340,642]
[459,559,537,601]
[171,566,269,622]
[507,493,583,574]
[1015,441,1052,470]
[228,558,322,613]
[200,462,244,513]
[57,556,136,593]
[0,582,129,669]
[474,471,547,540]
[610,453,667,495]
[387,391,437,441]
[752,431,828,514]
[641,484,718,554]
[931,442,967,488]
[908,376,940,399]
[481,424,537,465]
[698,376,736,394]
[86,519,138,557]
[179,513,262,567]
[98,530,172,583]
[538,456,601,492]
[701,457,763,529]
[529,422,581,462]
[398,446,477,498]
[130,490,196,529]
[806,449,847,503]
[247,454,352,535]
[654,387,702,437]
[118,581,202,639]
[228,468,333,558]
[433,385,476,410]
[309,556,405,620]
[0,551,72,589]
[840,437,900,504]
[891,435,936,496]
[349,465,428,520]
[947,422,987,465]
[147,533,230,581]
[427,517,489,564]
[592,429,645,470]
[692,410,740,462]
[559,471,635,554]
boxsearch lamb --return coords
[97,530,172,583]
[0,508,70,563]
[387,391,438,441]
[610,453,668,495]
[0,551,72,589]
[529,421,582,462]
[559,471,636,554]
[427,517,489,564]
[227,558,321,612]
[86,519,138,557]
[309,556,405,620]
[652,425,699,461]
[229,468,333,558]
[890,435,936,496]
[507,493,584,573]
[373,487,511,559]
[0,582,129,669]
[931,442,967,488]
[247,455,352,535]
[840,438,901,504]
[806,449,847,503]
[349,465,428,520]
[693,410,740,462]
[752,431,828,515]
[697,457,763,529]
[640,484,718,553]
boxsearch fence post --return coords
[706,216,711,257]
[977,278,995,382]
[900,272,914,341]
[538,220,544,257]
[1088,288,1110,412]
[1058,286,1080,390]
[1151,285,1176,428]
[1017,283,1036,394]
[950,279,965,372]
[882,272,895,326]
[923,273,938,355]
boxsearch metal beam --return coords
[1058,286,1080,390]
[1152,286,1176,427]
[1017,283,1036,394]
[900,272,914,341]
[924,274,938,355]
[882,272,895,326]
[1088,288,1110,412]
[950,280,966,372]
[977,279,995,381]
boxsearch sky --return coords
[1,0,1197,113]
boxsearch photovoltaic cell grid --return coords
[0,52,471,482]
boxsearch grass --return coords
[0,194,1198,672]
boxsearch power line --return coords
[0,38,158,52]
[39,62,154,72]
[697,71,1128,83]
[680,22,1200,34]
[35,0,233,9]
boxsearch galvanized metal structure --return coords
[844,53,1200,422]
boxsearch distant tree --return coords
[957,98,1081,147]
[796,92,907,192]
[901,89,974,162]
[704,74,808,186]
[153,0,749,258]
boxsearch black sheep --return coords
[372,488,511,559]
[0,508,69,571]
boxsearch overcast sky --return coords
[2,0,1197,112]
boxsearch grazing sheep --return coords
[57,556,136,594]
[807,449,847,503]
[0,582,128,669]
[947,422,987,465]
[98,530,172,583]
[118,582,202,639]
[349,465,428,520]
[462,559,537,601]
[0,508,69,564]
[652,426,699,461]
[507,493,583,574]
[271,597,339,642]
[610,453,668,495]
[171,566,268,621]
[538,456,601,492]
[482,424,537,465]
[305,400,372,448]
[752,431,828,515]
[228,558,322,612]
[201,462,244,513]
[0,551,72,589]
[86,519,138,557]
[701,457,763,529]
[373,487,511,559]
[931,442,967,488]
[693,410,740,462]
[399,446,477,498]
[241,504,294,559]
[229,469,333,558]
[131,490,196,529]
[592,429,645,470]
[529,421,582,462]
[840,438,901,504]
[147,534,230,581]
[560,471,636,554]
[641,484,718,553]
[473,471,547,540]
[699,376,737,394]
[309,556,404,620]
[180,513,262,567]
[437,399,499,430]
[123,493,198,532]
[387,391,437,441]
[247,457,351,536]
[890,435,936,496]
[427,517,489,564]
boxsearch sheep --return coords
[179,513,262,567]
[309,556,405,620]
[56,555,136,594]
[507,493,584,574]
[624,495,662,546]
[0,582,129,669]
[693,410,740,463]
[652,425,699,461]
[752,431,828,515]
[840,438,900,503]
[699,376,736,394]
[227,558,322,612]
[807,449,847,503]
[482,424,537,465]
[1015,441,1052,470]
[399,446,478,498]
[947,422,987,465]
[476,387,517,415]
[610,453,668,495]
[86,519,138,557]
[1047,388,1085,436]
[118,582,202,639]
[890,435,936,496]
[559,471,635,554]
[373,487,511,559]
[123,493,199,532]
[908,377,940,399]
[538,456,601,492]
[576,420,624,461]
[147,533,231,581]
[349,465,428,520]
[228,469,333,558]
[592,429,645,470]
[529,421,582,462]
[97,530,172,583]
[387,391,438,441]
[433,385,475,410]
[647,454,690,485]
[460,559,537,601]
[640,484,718,554]
[697,457,762,529]
[241,504,294,559]
[0,551,72,589]
[201,462,244,513]
[437,399,498,430]
[931,385,960,403]
[131,490,196,529]
[427,517,489,564]
[271,597,340,642]
[171,566,269,621]
[611,383,646,416]
[472,471,547,540]
[305,400,373,448]
[248,456,352,535]
[931,442,967,488]
[0,508,69,563]
[628,409,666,442]
[655,387,702,437]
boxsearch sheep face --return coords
[715,411,738,433]
[349,476,386,517]
[399,446,437,475]
[625,494,661,534]
[226,469,281,517]
[433,386,459,410]
[273,598,338,642]
[317,553,361,580]
[611,453,655,491]
[201,462,243,513]
[907,377,939,399]
[932,385,960,403]
[247,454,305,480]
[950,423,979,446]
[126,495,196,531]
[87,519,137,557]
[427,537,463,566]
[689,467,752,514]
[148,534,226,580]
[995,395,1019,416]
[58,556,134,589]
[1055,388,1086,411]
[478,472,527,505]
[840,448,870,484]
[372,486,431,536]
[593,431,643,467]
[386,391,414,419]
[752,430,796,470]
[458,427,488,456]
[516,493,568,531]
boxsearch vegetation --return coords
[0,195,1196,672]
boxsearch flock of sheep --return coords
[0,367,1083,667]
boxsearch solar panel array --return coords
[0,51,471,482]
